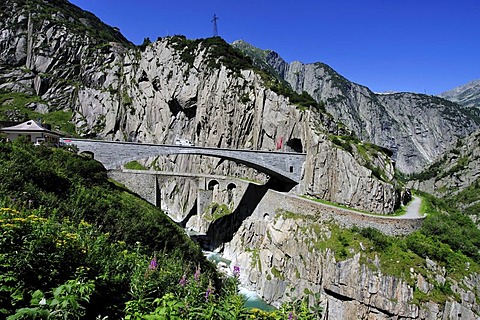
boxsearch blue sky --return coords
[70,0,479,94]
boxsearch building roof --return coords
[0,121,19,129]
[0,120,62,137]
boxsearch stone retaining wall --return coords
[108,170,423,236]
[256,190,423,236]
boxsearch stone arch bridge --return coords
[65,139,306,184]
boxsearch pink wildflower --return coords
[205,287,212,301]
[233,265,240,278]
[179,274,187,287]
[194,266,201,282]
[148,258,157,270]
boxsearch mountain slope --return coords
[411,128,480,222]
[439,79,480,109]
[0,0,131,108]
[0,0,400,214]
[233,40,480,174]
[1,1,480,319]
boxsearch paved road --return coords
[402,196,424,219]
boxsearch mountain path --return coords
[286,193,424,220]
[402,196,424,219]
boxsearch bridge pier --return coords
[108,170,161,206]
[108,170,249,232]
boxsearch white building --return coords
[0,120,62,145]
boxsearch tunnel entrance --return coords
[286,138,303,153]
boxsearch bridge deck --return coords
[66,139,306,184]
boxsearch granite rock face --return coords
[223,206,480,319]
[2,1,480,318]
[0,0,399,214]
[233,40,480,174]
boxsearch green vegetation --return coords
[245,248,262,273]
[328,134,392,182]
[313,62,351,92]
[24,0,131,46]
[0,141,320,319]
[407,132,480,224]
[461,106,480,124]
[414,192,480,265]
[0,90,76,135]
[138,37,152,51]
[124,160,147,170]
[450,179,480,220]
[275,208,316,221]
[300,195,406,217]
[122,90,133,106]
[167,36,259,79]
[166,36,326,113]
[203,203,233,222]
[282,190,480,306]
[260,74,326,112]
[270,267,285,281]
[230,41,282,82]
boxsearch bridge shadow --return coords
[203,180,279,251]
[178,200,197,228]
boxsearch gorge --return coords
[1,0,480,318]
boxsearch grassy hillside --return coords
[1,0,131,46]
[0,90,76,135]
[0,139,214,317]
[0,140,320,319]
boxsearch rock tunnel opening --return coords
[286,138,303,153]
[168,98,197,119]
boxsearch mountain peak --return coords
[439,79,480,109]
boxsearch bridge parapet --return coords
[66,139,306,184]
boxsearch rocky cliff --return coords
[223,192,480,319]
[232,40,480,174]
[0,0,399,214]
[2,1,480,319]
[411,129,480,223]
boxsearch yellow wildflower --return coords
[2,208,19,214]
[55,239,67,247]
[65,233,78,240]
[79,220,90,227]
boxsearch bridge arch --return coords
[207,180,220,191]
[226,182,236,204]
[65,139,306,184]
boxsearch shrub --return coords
[358,227,392,251]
